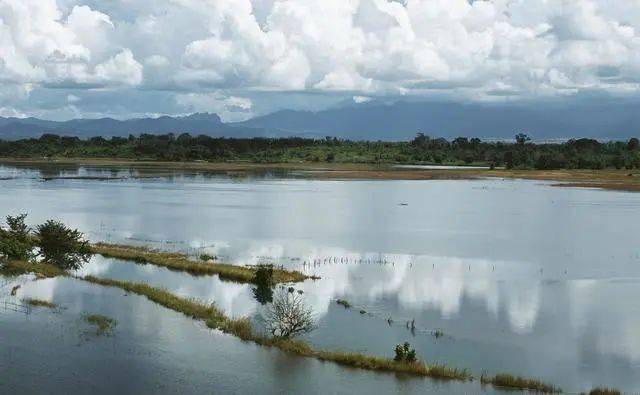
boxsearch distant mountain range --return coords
[0,113,271,140]
[1,99,639,141]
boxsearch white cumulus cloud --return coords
[2,0,640,118]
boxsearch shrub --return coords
[394,342,417,363]
[252,264,274,304]
[35,220,92,270]
[264,290,315,339]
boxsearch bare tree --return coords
[264,290,315,338]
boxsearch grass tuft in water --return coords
[84,314,117,336]
[24,298,57,309]
[480,373,561,393]
[92,243,314,284]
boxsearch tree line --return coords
[1,132,639,170]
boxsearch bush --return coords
[252,264,274,304]
[35,220,91,270]
[0,214,34,260]
[394,342,417,363]
[264,290,315,339]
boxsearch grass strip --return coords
[0,260,63,278]
[23,298,57,308]
[91,243,314,284]
[587,388,621,395]
[480,373,561,393]
[80,275,470,381]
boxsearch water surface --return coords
[1,164,639,393]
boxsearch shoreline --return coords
[1,157,639,192]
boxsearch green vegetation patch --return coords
[23,298,57,309]
[84,314,118,336]
[480,373,561,393]
[92,243,313,284]
[336,299,351,308]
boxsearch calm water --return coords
[1,164,639,393]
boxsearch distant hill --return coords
[0,113,274,140]
[237,99,640,141]
[2,99,639,141]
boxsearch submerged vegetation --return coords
[1,133,640,170]
[84,314,117,336]
[480,373,562,393]
[92,243,312,284]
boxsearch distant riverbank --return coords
[1,158,639,192]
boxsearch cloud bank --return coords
[2,0,640,120]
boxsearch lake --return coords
[1,164,639,394]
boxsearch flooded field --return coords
[1,164,639,393]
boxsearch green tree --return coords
[0,214,34,260]
[35,220,92,270]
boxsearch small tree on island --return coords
[394,342,417,363]
[35,220,91,270]
[264,290,315,339]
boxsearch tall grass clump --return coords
[480,373,561,393]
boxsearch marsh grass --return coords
[0,260,63,278]
[84,314,117,336]
[80,274,471,381]
[92,243,313,284]
[480,373,561,393]
[587,388,621,395]
[23,298,57,309]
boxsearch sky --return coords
[1,0,640,122]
